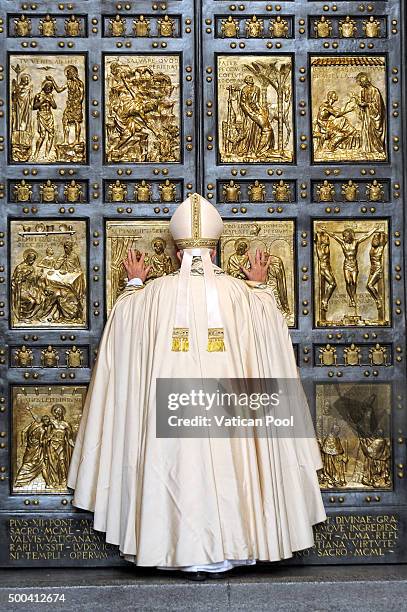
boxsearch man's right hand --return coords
[122,250,152,283]
[240,249,271,283]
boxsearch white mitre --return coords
[169,192,224,250]
[169,193,225,352]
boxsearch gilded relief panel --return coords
[104,54,181,163]
[9,54,87,163]
[0,0,404,568]
[309,15,387,39]
[316,342,392,368]
[311,178,390,204]
[217,54,294,163]
[12,385,87,494]
[105,220,179,314]
[10,220,87,328]
[216,15,294,39]
[220,220,295,326]
[9,14,87,38]
[316,383,392,491]
[218,179,296,204]
[103,179,183,204]
[313,219,390,327]
[9,179,89,204]
[11,344,89,369]
[102,14,181,38]
[311,56,387,163]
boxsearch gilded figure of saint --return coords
[226,239,250,279]
[366,231,388,315]
[314,91,357,154]
[321,226,379,308]
[37,247,56,270]
[320,425,347,487]
[32,79,58,160]
[43,240,85,321]
[312,56,388,163]
[11,71,33,156]
[352,73,386,156]
[55,241,82,274]
[264,251,290,315]
[10,54,86,164]
[11,249,45,322]
[315,231,337,312]
[12,240,86,325]
[238,75,275,158]
[359,430,391,488]
[146,238,173,279]
[44,66,84,146]
[14,412,53,488]
[44,241,86,320]
[44,404,75,488]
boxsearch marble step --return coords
[1,565,406,612]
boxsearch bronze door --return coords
[0,0,406,566]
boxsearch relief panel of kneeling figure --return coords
[217,54,294,164]
[10,220,87,328]
[311,56,387,163]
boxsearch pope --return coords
[67,193,326,580]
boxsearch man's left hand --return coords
[240,249,271,283]
[122,250,151,283]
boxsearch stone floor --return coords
[0,564,406,611]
